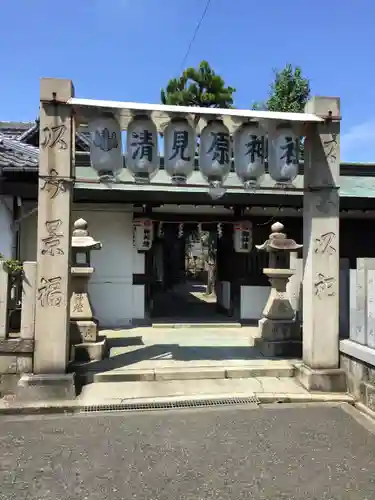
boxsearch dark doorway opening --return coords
[148,222,235,324]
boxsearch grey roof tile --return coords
[0,135,39,171]
[0,132,91,171]
[0,121,35,140]
[17,122,39,142]
[0,120,90,151]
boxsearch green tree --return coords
[266,64,310,113]
[252,64,311,158]
[161,60,236,108]
[252,64,310,112]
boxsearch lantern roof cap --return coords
[67,97,324,130]
[71,218,102,250]
[255,221,302,253]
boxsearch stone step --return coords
[151,322,242,329]
[77,376,340,405]
[88,363,295,384]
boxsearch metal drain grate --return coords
[80,395,260,413]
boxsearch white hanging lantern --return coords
[268,128,299,184]
[164,119,195,184]
[234,124,266,190]
[126,116,158,183]
[88,114,123,182]
[199,120,231,199]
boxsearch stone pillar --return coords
[20,262,37,341]
[297,96,346,392]
[0,261,8,339]
[33,79,75,377]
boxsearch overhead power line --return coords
[179,0,212,72]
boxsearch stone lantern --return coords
[70,218,106,362]
[255,222,302,357]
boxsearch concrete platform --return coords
[72,326,300,385]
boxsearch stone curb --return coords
[256,393,355,404]
[92,365,296,382]
[0,401,80,415]
[354,401,375,421]
[0,392,355,416]
[151,323,242,329]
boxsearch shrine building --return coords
[1,105,375,329]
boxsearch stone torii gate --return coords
[19,78,344,399]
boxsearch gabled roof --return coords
[0,120,90,172]
[5,119,91,151]
[0,135,39,171]
[0,121,35,140]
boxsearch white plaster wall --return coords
[240,285,270,320]
[0,196,14,259]
[18,204,144,328]
[72,208,143,328]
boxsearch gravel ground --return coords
[0,404,375,499]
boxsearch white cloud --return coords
[341,120,375,163]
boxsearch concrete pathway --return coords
[151,281,227,323]
[76,326,297,383]
[99,326,267,369]
[93,326,266,373]
[74,326,342,406]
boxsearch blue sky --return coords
[1,0,374,162]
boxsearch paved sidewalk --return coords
[1,404,374,499]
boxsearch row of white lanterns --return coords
[88,114,299,198]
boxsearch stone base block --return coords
[15,373,76,401]
[360,381,375,411]
[340,346,375,408]
[258,317,301,341]
[255,338,302,358]
[73,337,108,363]
[70,320,98,344]
[0,374,20,396]
[296,363,347,392]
